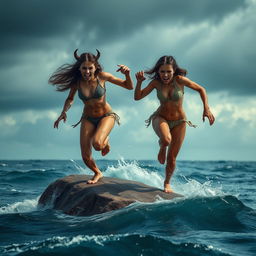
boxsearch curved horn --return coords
[95,49,100,60]
[74,49,80,60]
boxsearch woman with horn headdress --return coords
[49,49,133,183]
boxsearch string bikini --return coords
[145,78,196,129]
[73,79,120,128]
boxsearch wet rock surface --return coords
[38,175,182,216]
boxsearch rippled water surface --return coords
[0,160,255,255]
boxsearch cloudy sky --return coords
[0,0,255,161]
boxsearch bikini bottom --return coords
[167,119,197,129]
[72,112,120,128]
[145,111,196,130]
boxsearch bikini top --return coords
[78,78,106,101]
[156,78,184,103]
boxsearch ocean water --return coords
[0,159,255,256]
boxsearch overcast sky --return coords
[0,0,255,161]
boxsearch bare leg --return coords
[164,122,186,193]
[89,116,115,182]
[152,116,171,164]
[101,136,110,156]
[80,119,103,184]
[92,115,115,154]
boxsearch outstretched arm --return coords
[54,86,77,129]
[177,76,215,125]
[134,71,155,100]
[100,65,133,90]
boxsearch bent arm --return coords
[177,76,210,108]
[177,76,215,125]
[100,71,133,90]
[134,79,155,100]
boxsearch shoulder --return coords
[98,71,112,81]
[148,79,159,88]
[175,75,190,85]
[70,82,79,90]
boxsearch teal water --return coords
[0,160,255,255]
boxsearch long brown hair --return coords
[48,49,103,91]
[145,55,187,81]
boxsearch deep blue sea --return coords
[0,159,255,256]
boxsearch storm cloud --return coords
[0,0,255,160]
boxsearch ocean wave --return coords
[40,194,254,236]
[0,169,64,184]
[0,197,39,214]
[0,233,230,256]
[102,195,253,233]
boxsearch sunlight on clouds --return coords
[0,116,16,126]
[21,110,58,124]
[212,101,256,128]
[0,110,59,130]
[114,106,139,125]
[185,92,256,129]
[0,115,18,136]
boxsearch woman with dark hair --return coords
[134,55,215,193]
[49,49,133,184]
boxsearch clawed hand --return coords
[54,112,67,129]
[135,71,146,82]
[203,109,215,125]
[116,64,130,75]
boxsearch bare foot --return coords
[87,172,103,184]
[158,146,167,164]
[101,143,110,156]
[164,183,174,193]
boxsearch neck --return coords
[81,76,97,83]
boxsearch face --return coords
[158,64,174,85]
[79,61,97,81]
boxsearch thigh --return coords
[167,122,186,159]
[80,119,96,153]
[93,115,115,142]
[152,116,171,140]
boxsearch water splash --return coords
[174,175,226,198]
[70,157,226,199]
[0,197,39,214]
[104,158,163,188]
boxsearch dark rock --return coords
[38,175,182,216]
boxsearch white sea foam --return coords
[71,157,225,199]
[0,197,39,214]
[1,234,129,254]
[174,175,225,198]
[104,158,163,188]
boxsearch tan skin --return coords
[54,61,133,184]
[135,64,215,193]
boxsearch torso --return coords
[77,74,112,117]
[155,77,186,120]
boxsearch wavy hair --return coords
[145,55,187,81]
[48,49,103,91]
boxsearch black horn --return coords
[74,49,80,60]
[95,49,100,60]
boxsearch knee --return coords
[92,139,103,151]
[161,136,171,147]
